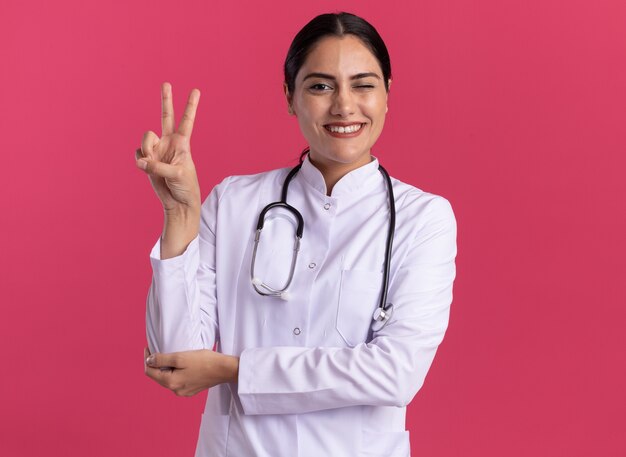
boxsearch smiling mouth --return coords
[324,123,364,134]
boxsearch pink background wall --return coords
[2,0,625,455]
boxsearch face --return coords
[285,35,389,175]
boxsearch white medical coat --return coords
[146,155,457,457]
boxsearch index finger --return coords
[177,88,201,137]
[145,364,175,385]
[161,82,175,136]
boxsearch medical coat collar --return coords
[298,154,382,197]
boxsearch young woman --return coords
[137,12,457,457]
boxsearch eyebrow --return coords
[302,72,381,82]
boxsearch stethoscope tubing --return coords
[251,159,396,329]
[251,164,305,297]
[377,164,395,317]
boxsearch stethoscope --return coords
[250,159,396,331]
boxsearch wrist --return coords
[162,210,200,239]
[226,356,240,383]
[164,205,200,225]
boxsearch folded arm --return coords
[237,196,457,415]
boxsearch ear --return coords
[386,79,392,113]
[283,82,294,115]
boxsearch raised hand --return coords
[136,82,202,258]
[135,82,201,214]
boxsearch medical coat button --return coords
[308,262,316,269]
[293,327,301,335]
[323,203,331,210]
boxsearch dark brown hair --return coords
[284,12,391,94]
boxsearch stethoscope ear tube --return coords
[251,227,302,298]
[251,164,304,298]
[256,202,304,238]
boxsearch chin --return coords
[315,146,370,164]
[333,151,371,165]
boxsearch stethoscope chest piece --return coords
[371,303,394,332]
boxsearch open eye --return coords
[309,83,333,92]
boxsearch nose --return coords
[330,86,355,117]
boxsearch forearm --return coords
[146,188,222,353]
[237,329,443,415]
[237,196,457,415]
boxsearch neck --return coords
[308,154,373,196]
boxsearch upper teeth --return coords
[327,124,362,133]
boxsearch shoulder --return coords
[388,176,457,265]
[199,167,292,231]
[390,176,455,228]
[203,167,291,206]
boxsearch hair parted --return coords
[284,12,392,97]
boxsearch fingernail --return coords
[137,159,147,170]
[146,355,155,366]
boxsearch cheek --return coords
[296,113,321,142]
[296,104,324,130]
[363,97,387,122]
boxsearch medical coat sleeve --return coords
[237,196,457,415]
[145,184,221,354]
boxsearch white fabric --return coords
[146,155,457,457]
